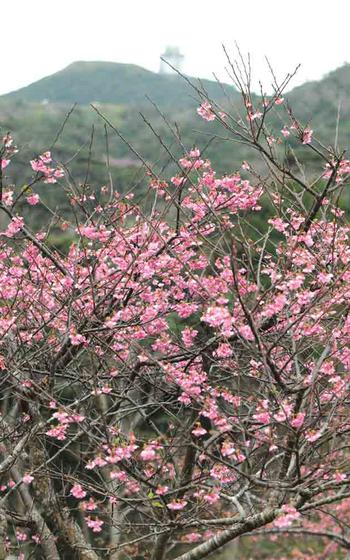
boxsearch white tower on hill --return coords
[159,46,184,75]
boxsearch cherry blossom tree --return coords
[1,55,350,560]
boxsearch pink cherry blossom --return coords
[30,151,64,183]
[140,446,157,461]
[305,430,322,442]
[155,485,169,495]
[81,498,97,511]
[302,127,313,144]
[2,190,13,206]
[221,441,236,457]
[69,332,88,346]
[4,216,24,238]
[86,517,104,532]
[247,110,262,121]
[191,425,207,437]
[22,474,34,484]
[26,193,40,206]
[197,101,216,121]
[290,412,306,429]
[274,505,300,528]
[183,532,202,543]
[281,126,290,138]
[70,484,87,499]
[167,500,188,510]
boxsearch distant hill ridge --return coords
[1,60,236,108]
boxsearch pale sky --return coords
[1,0,349,95]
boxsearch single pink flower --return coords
[2,191,13,206]
[27,193,40,206]
[156,485,169,495]
[191,425,207,437]
[81,498,97,511]
[302,127,313,144]
[167,499,187,510]
[22,474,34,484]
[86,517,104,532]
[71,484,87,499]
[290,412,305,429]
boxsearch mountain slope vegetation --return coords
[2,61,350,234]
[1,60,236,108]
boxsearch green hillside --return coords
[287,63,350,145]
[2,61,350,236]
[0,60,247,222]
[1,60,236,108]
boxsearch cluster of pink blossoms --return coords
[45,410,85,441]
[30,151,64,183]
[0,133,18,170]
[197,101,216,121]
[274,505,300,528]
[2,121,350,558]
[323,158,350,182]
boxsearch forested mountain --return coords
[1,60,236,108]
[3,60,350,175]
[1,60,350,235]
[0,62,245,230]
